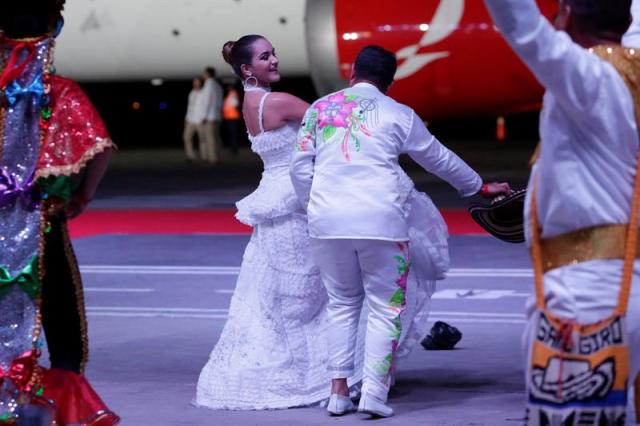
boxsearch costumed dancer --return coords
[483,0,640,424]
[290,45,510,417]
[0,1,119,424]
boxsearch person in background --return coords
[183,77,207,161]
[223,83,242,155]
[202,66,224,164]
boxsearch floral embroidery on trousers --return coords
[372,242,410,382]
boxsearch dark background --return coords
[80,77,541,150]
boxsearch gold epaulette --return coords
[591,45,640,130]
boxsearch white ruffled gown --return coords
[194,109,449,410]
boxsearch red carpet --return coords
[68,209,487,239]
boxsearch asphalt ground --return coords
[75,234,532,426]
[62,146,536,425]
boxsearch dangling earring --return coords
[243,75,258,90]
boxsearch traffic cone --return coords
[496,116,506,141]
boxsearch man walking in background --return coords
[183,77,207,161]
[202,66,223,163]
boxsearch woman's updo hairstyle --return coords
[222,34,265,78]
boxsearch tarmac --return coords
[65,144,537,425]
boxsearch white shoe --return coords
[357,393,394,418]
[327,394,355,416]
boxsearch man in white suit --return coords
[290,45,509,418]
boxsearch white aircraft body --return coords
[55,0,311,81]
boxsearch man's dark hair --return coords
[566,0,632,36]
[205,67,216,78]
[353,45,397,92]
[0,0,65,38]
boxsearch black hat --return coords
[468,188,526,244]
[421,321,462,350]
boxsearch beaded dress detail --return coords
[195,93,449,409]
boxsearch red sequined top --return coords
[36,75,114,178]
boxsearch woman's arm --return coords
[290,106,318,209]
[265,92,310,126]
[67,147,113,219]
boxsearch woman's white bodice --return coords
[235,93,302,226]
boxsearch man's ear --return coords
[348,64,356,87]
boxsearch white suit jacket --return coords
[290,82,481,241]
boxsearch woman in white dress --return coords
[194,34,449,410]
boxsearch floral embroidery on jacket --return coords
[300,90,377,161]
[316,92,357,130]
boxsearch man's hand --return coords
[479,182,511,198]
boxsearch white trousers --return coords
[183,121,205,160]
[523,261,640,425]
[310,238,410,402]
[202,120,221,163]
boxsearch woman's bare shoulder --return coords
[267,92,310,122]
[268,91,308,106]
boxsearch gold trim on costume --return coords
[36,137,115,179]
[26,208,49,392]
[591,45,640,133]
[539,224,638,273]
[531,149,640,313]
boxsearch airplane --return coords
[55,0,557,120]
